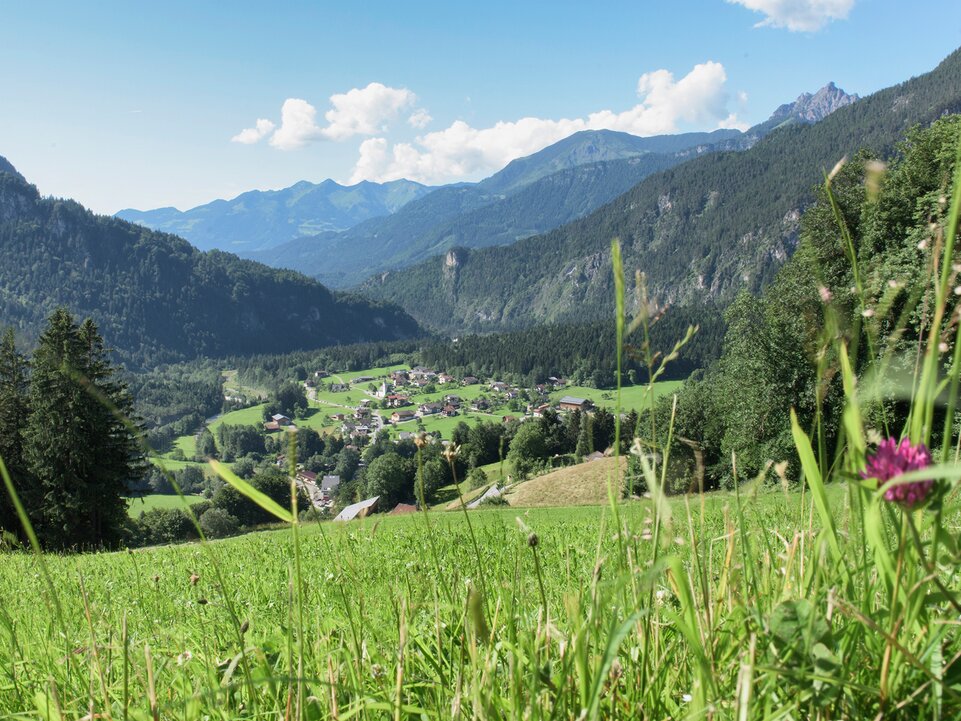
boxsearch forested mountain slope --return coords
[360,48,961,334]
[0,163,421,367]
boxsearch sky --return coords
[2,0,960,215]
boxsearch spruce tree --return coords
[24,309,144,549]
[0,328,29,536]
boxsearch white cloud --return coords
[234,82,416,150]
[230,118,276,144]
[350,61,740,184]
[408,108,432,129]
[268,99,322,150]
[726,0,855,31]
[322,82,416,141]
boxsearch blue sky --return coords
[2,0,960,214]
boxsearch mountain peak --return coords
[0,155,25,182]
[769,82,859,125]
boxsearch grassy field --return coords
[209,403,268,433]
[549,380,684,410]
[505,456,627,507]
[126,493,206,517]
[2,480,950,719]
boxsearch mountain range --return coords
[116,178,433,253]
[359,48,960,334]
[0,162,421,367]
[122,84,857,290]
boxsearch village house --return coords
[531,403,551,417]
[391,409,416,423]
[441,404,458,417]
[331,412,346,421]
[329,383,349,392]
[313,370,330,379]
[437,373,454,384]
[320,475,341,501]
[443,394,462,405]
[558,396,594,412]
[489,381,508,393]
[390,370,410,385]
[386,393,411,408]
[462,376,479,386]
[264,413,293,431]
[352,375,375,384]
[471,399,490,412]
[418,402,443,416]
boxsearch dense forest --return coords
[362,47,961,334]
[658,116,961,486]
[0,162,422,369]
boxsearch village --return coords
[257,365,601,517]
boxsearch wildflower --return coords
[176,650,193,666]
[818,286,833,303]
[861,438,934,508]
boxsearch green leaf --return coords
[790,409,844,568]
[209,459,294,524]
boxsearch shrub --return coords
[199,508,239,539]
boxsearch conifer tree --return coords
[23,309,144,548]
[0,328,29,536]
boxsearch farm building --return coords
[334,496,379,521]
[467,485,503,509]
[558,396,593,412]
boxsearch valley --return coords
[1,16,960,718]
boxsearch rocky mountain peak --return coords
[769,82,859,124]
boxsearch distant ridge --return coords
[116,177,433,253]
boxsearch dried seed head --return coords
[189,573,200,586]
[827,155,847,182]
[152,575,160,584]
[197,598,208,605]
[527,532,539,548]
[414,432,428,449]
[939,342,949,353]
[861,308,875,318]
[442,444,460,462]
[240,619,250,635]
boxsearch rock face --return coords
[768,82,859,125]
